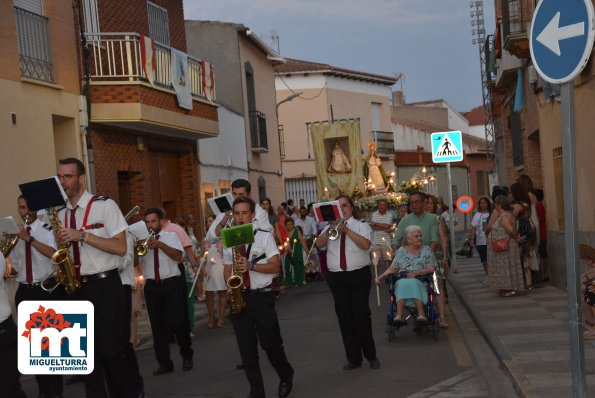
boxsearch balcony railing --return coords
[14,6,55,83]
[85,33,214,101]
[250,110,268,151]
[501,0,532,58]
[373,131,394,157]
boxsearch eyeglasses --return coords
[56,174,79,181]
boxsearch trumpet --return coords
[327,219,345,241]
[135,230,155,256]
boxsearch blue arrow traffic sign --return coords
[431,131,463,163]
[530,0,595,84]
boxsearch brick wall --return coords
[98,0,186,51]
[90,84,218,120]
[91,125,203,234]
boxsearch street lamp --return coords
[276,92,302,116]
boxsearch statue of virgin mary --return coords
[363,141,393,192]
[327,141,352,173]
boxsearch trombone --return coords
[123,205,140,222]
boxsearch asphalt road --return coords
[20,276,519,397]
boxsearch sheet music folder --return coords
[0,216,19,235]
[220,224,254,249]
[313,201,343,223]
[207,193,234,215]
[18,177,67,211]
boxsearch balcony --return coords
[85,33,218,139]
[501,0,532,58]
[250,110,268,152]
[373,131,394,157]
[86,33,213,100]
[14,7,55,83]
[495,49,522,89]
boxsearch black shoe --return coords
[368,358,381,369]
[182,358,193,371]
[342,361,362,370]
[278,380,292,398]
[153,363,173,376]
[278,369,294,398]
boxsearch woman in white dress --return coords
[203,215,228,328]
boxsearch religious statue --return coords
[363,141,393,193]
[327,140,352,173]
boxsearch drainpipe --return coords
[75,0,95,193]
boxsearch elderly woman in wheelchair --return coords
[375,225,437,327]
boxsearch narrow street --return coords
[21,273,518,397]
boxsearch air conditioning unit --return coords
[528,65,537,85]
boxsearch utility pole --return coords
[470,1,498,187]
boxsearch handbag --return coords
[491,238,510,252]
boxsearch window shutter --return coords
[13,0,42,15]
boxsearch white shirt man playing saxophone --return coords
[56,157,135,397]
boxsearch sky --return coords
[183,0,496,113]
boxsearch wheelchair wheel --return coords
[387,325,396,342]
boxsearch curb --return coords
[448,265,535,398]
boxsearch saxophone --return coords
[226,245,246,314]
[41,207,80,295]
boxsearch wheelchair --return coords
[385,271,440,341]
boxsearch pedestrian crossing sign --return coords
[431,131,463,163]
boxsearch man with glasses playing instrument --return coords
[56,157,135,398]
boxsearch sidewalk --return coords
[448,253,595,397]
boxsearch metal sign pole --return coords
[561,82,587,397]
[446,162,456,273]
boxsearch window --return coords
[245,62,268,150]
[202,183,215,217]
[14,3,54,82]
[147,1,170,45]
[218,180,231,195]
[476,171,489,197]
[81,0,100,38]
[371,102,381,132]
[257,177,266,202]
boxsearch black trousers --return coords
[15,283,66,396]
[0,317,26,398]
[326,266,377,364]
[77,272,135,398]
[144,276,193,366]
[120,285,143,394]
[230,291,293,398]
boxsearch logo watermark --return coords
[18,301,94,374]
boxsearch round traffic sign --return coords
[530,0,595,84]
[456,196,474,214]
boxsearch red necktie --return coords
[70,207,81,279]
[25,226,33,283]
[339,233,347,271]
[154,235,161,281]
[239,245,251,290]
